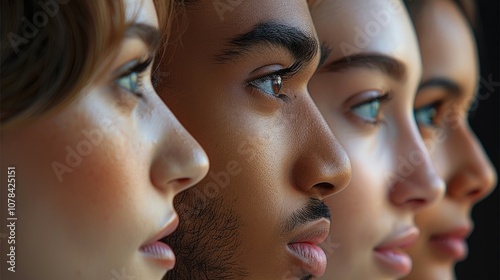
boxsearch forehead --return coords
[311,0,419,66]
[182,0,316,42]
[414,0,477,80]
[124,0,158,26]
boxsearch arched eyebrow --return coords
[320,53,407,80]
[215,22,320,69]
[419,77,461,94]
[125,23,161,52]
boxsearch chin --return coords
[406,264,455,280]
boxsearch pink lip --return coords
[140,215,179,270]
[287,219,330,277]
[429,226,472,260]
[374,227,420,277]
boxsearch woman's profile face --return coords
[403,1,497,279]
[1,0,208,279]
[308,0,444,279]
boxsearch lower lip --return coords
[430,236,468,260]
[373,248,412,276]
[287,243,327,277]
[140,241,176,270]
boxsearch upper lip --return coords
[375,226,420,250]
[141,215,179,247]
[288,218,330,245]
[431,224,473,240]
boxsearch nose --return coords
[446,126,497,203]
[389,121,445,212]
[291,96,351,200]
[150,106,209,195]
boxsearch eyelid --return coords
[117,56,153,78]
[414,100,443,112]
[114,56,154,97]
[350,92,392,110]
[346,91,393,127]
[247,61,303,84]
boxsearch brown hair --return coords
[1,0,173,129]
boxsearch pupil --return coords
[272,76,282,95]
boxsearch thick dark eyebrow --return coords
[321,53,406,80]
[215,22,319,68]
[418,77,461,94]
[124,23,161,51]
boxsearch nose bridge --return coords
[150,107,209,194]
[447,125,497,202]
[389,120,444,210]
[291,96,351,199]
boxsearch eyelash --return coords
[115,56,153,98]
[350,93,392,126]
[248,61,302,101]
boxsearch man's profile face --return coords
[157,0,351,278]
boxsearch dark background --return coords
[455,1,499,279]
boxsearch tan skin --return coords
[0,1,208,279]
[156,0,351,279]
[404,1,497,279]
[309,0,445,279]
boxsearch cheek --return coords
[6,111,152,255]
[427,140,450,178]
[325,140,393,236]
[54,124,152,245]
[414,208,440,238]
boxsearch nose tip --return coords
[323,150,351,196]
[389,148,445,212]
[447,139,498,203]
[291,98,352,200]
[292,146,351,200]
[165,145,210,193]
[151,120,209,194]
[393,169,445,211]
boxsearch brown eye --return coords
[250,74,283,96]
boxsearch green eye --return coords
[116,71,139,93]
[352,99,381,123]
[250,75,283,97]
[414,104,439,127]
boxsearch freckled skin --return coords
[403,1,497,279]
[0,1,208,279]
[309,0,445,279]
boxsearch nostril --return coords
[171,177,191,185]
[406,199,427,209]
[466,189,481,199]
[314,182,335,195]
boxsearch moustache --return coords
[283,198,331,234]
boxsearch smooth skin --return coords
[1,0,208,279]
[156,0,351,279]
[404,1,497,279]
[309,0,445,279]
